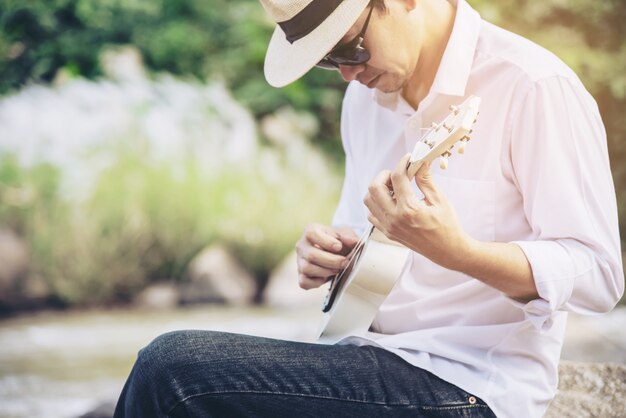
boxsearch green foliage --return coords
[0,155,65,237]
[0,0,346,157]
[0,149,340,306]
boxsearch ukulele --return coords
[318,95,481,344]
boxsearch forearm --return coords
[451,238,538,302]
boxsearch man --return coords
[114,0,624,417]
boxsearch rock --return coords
[99,45,146,82]
[0,228,29,300]
[262,250,328,309]
[134,283,180,309]
[260,107,319,147]
[181,245,256,305]
[545,361,626,418]
[78,399,116,418]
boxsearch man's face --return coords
[332,0,421,93]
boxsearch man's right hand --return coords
[295,224,359,290]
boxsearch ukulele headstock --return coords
[407,95,481,177]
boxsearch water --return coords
[0,305,322,418]
[0,305,624,418]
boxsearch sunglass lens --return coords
[333,48,370,66]
[316,48,370,69]
[316,58,339,70]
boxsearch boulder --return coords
[99,45,146,82]
[545,361,626,418]
[262,250,328,309]
[134,283,180,310]
[0,228,29,300]
[78,400,117,418]
[181,245,256,305]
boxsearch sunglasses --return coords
[316,4,374,70]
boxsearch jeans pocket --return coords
[420,394,497,418]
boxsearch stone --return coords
[0,228,29,300]
[78,400,116,418]
[181,245,256,305]
[262,250,328,309]
[260,107,319,147]
[99,45,146,82]
[545,361,626,418]
[134,283,180,310]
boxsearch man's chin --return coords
[375,81,403,94]
[376,85,401,94]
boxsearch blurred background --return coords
[0,0,624,417]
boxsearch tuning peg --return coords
[458,136,469,154]
[449,105,459,115]
[439,151,452,169]
[431,122,440,131]
[442,122,453,133]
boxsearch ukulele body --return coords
[317,228,410,344]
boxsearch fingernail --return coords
[333,242,342,251]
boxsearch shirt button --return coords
[468,396,477,405]
[409,119,420,129]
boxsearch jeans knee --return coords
[134,330,195,381]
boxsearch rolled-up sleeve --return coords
[508,75,624,325]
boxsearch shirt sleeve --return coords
[332,83,368,235]
[508,75,624,329]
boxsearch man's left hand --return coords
[363,154,473,271]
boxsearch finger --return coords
[335,227,360,254]
[367,212,385,234]
[390,153,414,201]
[299,275,331,290]
[414,161,440,205]
[298,259,340,280]
[336,228,359,242]
[301,246,347,271]
[305,224,343,252]
[363,192,385,224]
[366,170,395,213]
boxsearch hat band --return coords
[278,0,344,44]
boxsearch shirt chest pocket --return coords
[431,174,496,242]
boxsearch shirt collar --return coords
[373,0,481,110]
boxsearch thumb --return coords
[414,161,440,205]
[336,227,359,248]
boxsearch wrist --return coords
[448,234,481,273]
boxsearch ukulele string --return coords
[387,124,437,198]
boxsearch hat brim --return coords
[264,0,371,88]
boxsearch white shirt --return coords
[332,1,624,417]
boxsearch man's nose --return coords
[338,64,366,82]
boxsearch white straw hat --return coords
[260,0,370,88]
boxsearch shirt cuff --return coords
[507,240,576,330]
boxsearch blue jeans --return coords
[114,330,496,417]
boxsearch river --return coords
[0,305,624,418]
